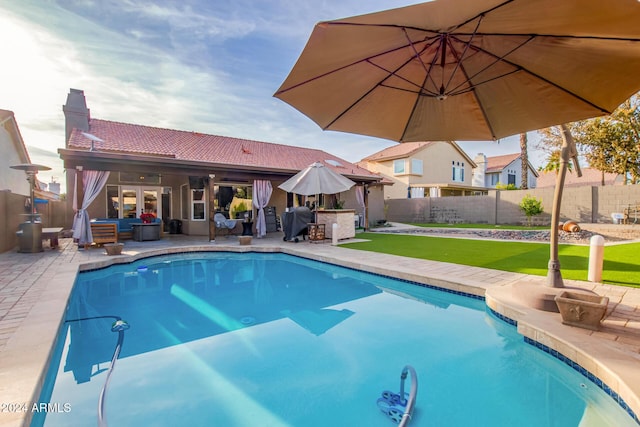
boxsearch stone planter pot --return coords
[238,236,252,246]
[104,243,124,256]
[555,291,609,331]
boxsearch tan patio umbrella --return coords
[275,0,640,296]
[278,161,356,222]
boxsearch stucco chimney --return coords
[472,153,487,187]
[62,88,90,145]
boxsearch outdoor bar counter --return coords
[316,209,356,240]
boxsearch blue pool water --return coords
[34,252,636,426]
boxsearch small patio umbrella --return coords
[278,162,356,221]
[275,0,640,290]
[279,161,356,195]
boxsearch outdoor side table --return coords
[132,223,161,241]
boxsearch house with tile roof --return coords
[59,89,384,239]
[472,153,539,189]
[358,141,483,198]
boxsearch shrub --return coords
[496,183,518,190]
[519,194,544,226]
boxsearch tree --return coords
[520,133,529,189]
[536,93,640,183]
[536,126,575,174]
[572,95,640,184]
[519,194,544,227]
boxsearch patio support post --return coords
[208,174,216,241]
[76,167,84,217]
[547,124,582,287]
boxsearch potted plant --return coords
[140,213,156,224]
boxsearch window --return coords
[192,189,205,221]
[508,174,516,185]
[393,159,405,174]
[490,174,500,186]
[411,159,423,175]
[106,185,119,219]
[452,164,464,182]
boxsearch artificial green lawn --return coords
[343,233,640,287]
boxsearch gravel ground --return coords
[371,227,635,244]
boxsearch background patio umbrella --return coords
[279,161,355,196]
[278,162,356,221]
[275,0,640,292]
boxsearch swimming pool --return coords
[34,252,636,426]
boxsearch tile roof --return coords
[485,153,521,172]
[67,119,379,179]
[361,141,436,161]
[537,168,622,188]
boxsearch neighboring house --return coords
[358,141,481,198]
[472,153,538,189]
[59,89,383,238]
[537,168,623,188]
[0,109,32,196]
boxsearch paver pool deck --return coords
[1,231,639,426]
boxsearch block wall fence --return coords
[384,184,640,226]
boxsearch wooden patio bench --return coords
[90,222,118,246]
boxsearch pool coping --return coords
[1,240,639,426]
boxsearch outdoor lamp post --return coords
[10,163,51,220]
[10,163,51,253]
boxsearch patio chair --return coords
[214,213,239,236]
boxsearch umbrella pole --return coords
[546,124,581,288]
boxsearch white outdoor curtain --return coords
[252,180,273,238]
[355,185,366,228]
[72,170,111,246]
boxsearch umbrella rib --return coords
[456,35,614,114]
[323,38,441,130]
[442,17,483,95]
[274,34,437,96]
[325,20,640,44]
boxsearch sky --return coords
[0,0,545,193]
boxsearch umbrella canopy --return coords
[278,162,356,196]
[275,0,640,142]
